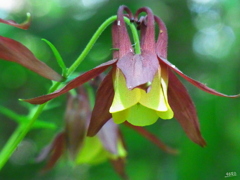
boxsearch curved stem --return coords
[125,17,141,54]
[0,15,140,170]
[66,16,117,76]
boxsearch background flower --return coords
[36,86,127,179]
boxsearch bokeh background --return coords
[0,0,240,179]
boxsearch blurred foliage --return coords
[0,0,240,179]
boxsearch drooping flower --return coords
[23,6,172,126]
[0,14,62,81]
[36,86,128,179]
[109,7,174,127]
[23,6,239,146]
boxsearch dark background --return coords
[0,0,240,179]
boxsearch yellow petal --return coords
[157,107,173,119]
[112,108,128,124]
[110,68,141,113]
[139,69,168,111]
[126,104,159,126]
[75,137,108,164]
[157,64,174,119]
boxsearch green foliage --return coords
[41,39,67,77]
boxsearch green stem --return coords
[0,82,59,170]
[125,17,141,54]
[67,15,116,76]
[0,15,140,170]
[0,125,25,168]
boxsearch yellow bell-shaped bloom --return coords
[110,68,173,126]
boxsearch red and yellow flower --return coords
[23,6,239,147]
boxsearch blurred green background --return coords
[0,0,240,179]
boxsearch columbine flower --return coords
[23,6,239,146]
[109,7,174,128]
[23,6,172,127]
[36,86,127,179]
[0,14,62,81]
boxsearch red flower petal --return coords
[36,132,66,171]
[0,37,62,81]
[23,59,116,104]
[168,70,206,146]
[110,158,128,180]
[160,57,240,98]
[117,6,133,58]
[135,7,155,53]
[112,21,119,59]
[155,16,168,59]
[0,13,31,29]
[117,50,159,90]
[87,70,114,136]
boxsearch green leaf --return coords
[42,38,67,76]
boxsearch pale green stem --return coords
[126,17,141,54]
[0,15,140,170]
